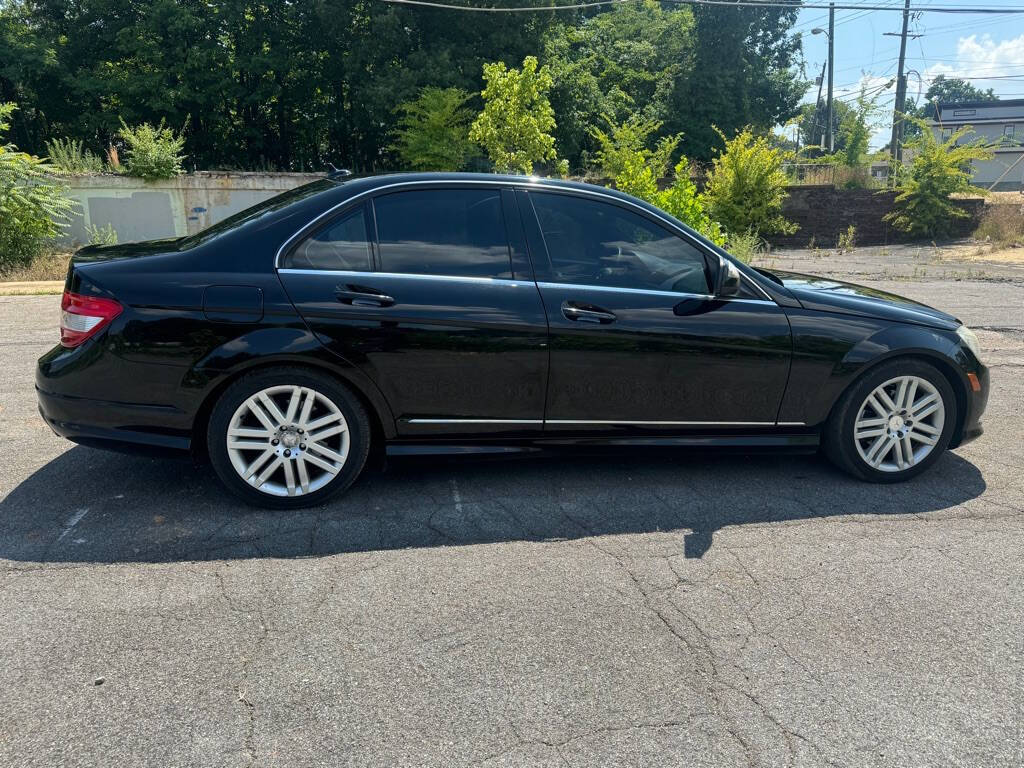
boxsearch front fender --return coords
[779,309,966,428]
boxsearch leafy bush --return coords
[974,204,1024,246]
[45,137,108,175]
[0,103,77,270]
[591,115,678,181]
[701,128,797,237]
[86,222,118,246]
[885,118,992,239]
[470,57,567,176]
[723,229,764,264]
[119,119,185,180]
[593,116,723,245]
[392,87,478,171]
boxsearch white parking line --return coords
[56,507,89,542]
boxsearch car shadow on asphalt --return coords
[0,446,986,563]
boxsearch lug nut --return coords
[271,438,279,446]
[284,449,291,457]
[297,428,304,434]
[299,444,305,450]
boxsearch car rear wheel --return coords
[207,367,371,508]
[825,358,957,483]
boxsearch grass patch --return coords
[0,251,71,283]
[974,204,1024,247]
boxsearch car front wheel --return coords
[207,367,371,508]
[825,359,957,483]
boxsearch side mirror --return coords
[716,255,742,298]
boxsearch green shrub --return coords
[392,87,478,171]
[723,229,764,264]
[85,222,118,246]
[0,103,77,270]
[45,137,108,175]
[701,128,797,237]
[470,57,567,176]
[119,118,185,181]
[885,118,992,239]
[837,224,856,252]
[594,116,724,245]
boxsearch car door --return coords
[277,184,548,436]
[518,188,793,431]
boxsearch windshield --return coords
[177,179,337,249]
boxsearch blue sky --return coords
[792,0,1024,147]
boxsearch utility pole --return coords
[826,3,835,153]
[888,0,912,161]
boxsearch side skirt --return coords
[386,432,820,456]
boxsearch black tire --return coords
[824,358,958,483]
[207,367,371,509]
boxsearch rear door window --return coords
[288,206,372,271]
[373,188,513,279]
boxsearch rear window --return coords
[373,188,512,279]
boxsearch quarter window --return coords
[288,206,372,271]
[530,192,711,295]
[373,189,512,278]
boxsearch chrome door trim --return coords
[405,418,544,425]
[404,418,806,427]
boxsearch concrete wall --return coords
[62,171,322,246]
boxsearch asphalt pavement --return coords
[1,257,1022,767]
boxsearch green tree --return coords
[838,88,878,167]
[669,4,805,161]
[543,1,695,169]
[0,102,76,270]
[392,87,477,171]
[701,128,796,236]
[885,118,992,239]
[470,56,566,176]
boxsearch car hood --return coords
[759,269,960,330]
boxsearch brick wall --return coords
[767,187,986,248]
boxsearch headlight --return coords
[957,324,983,361]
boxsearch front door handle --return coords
[561,301,616,324]
[335,284,395,307]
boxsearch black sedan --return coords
[37,173,989,508]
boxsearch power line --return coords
[382,0,1024,14]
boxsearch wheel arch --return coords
[825,349,968,446]
[189,356,395,461]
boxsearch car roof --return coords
[331,171,628,198]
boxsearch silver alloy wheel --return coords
[853,375,945,473]
[225,384,350,497]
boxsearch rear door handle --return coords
[561,301,616,324]
[335,284,395,307]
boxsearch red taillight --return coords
[60,290,123,348]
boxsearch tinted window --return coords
[288,206,372,271]
[373,189,512,278]
[532,192,710,294]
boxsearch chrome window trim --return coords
[272,178,776,304]
[278,268,536,288]
[278,268,775,305]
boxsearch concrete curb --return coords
[0,281,63,296]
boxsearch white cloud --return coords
[919,33,1024,98]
